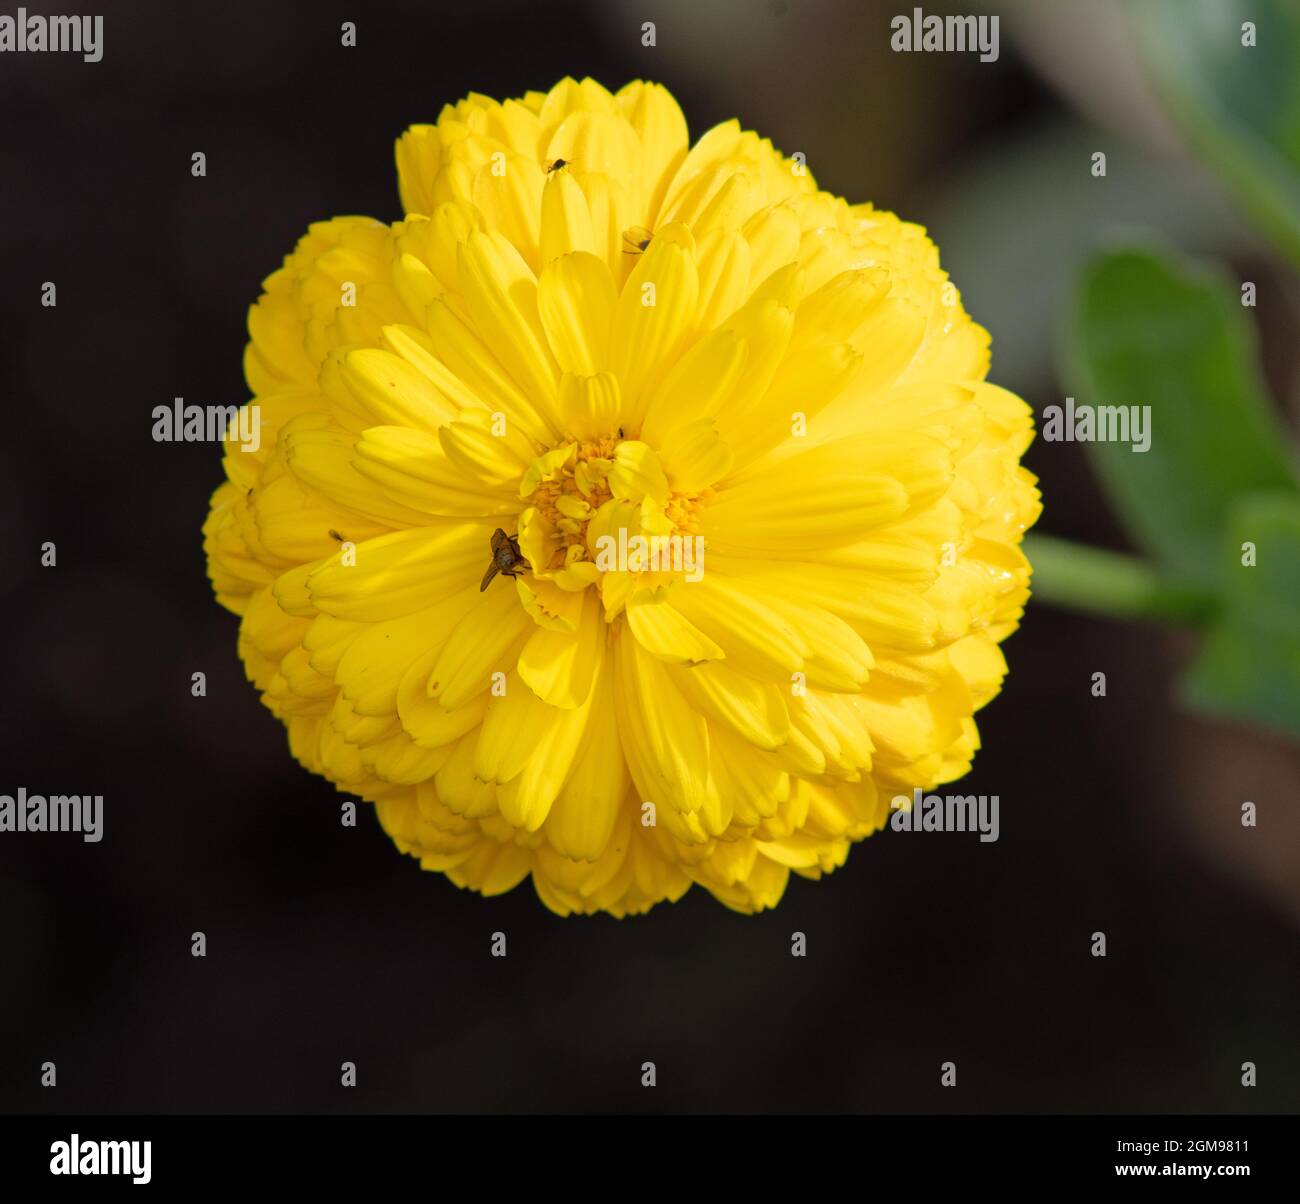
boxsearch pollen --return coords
[527,438,705,571]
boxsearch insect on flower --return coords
[479,528,530,592]
[621,224,653,254]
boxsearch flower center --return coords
[531,437,620,568]
[519,438,709,583]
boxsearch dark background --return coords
[1,0,1298,1113]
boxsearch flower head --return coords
[205,78,1040,916]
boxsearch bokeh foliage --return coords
[1048,0,1300,738]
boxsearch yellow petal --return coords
[340,348,458,433]
[433,733,499,817]
[422,296,555,445]
[457,230,560,424]
[669,659,790,751]
[518,590,603,707]
[615,81,688,223]
[694,228,751,333]
[539,170,598,264]
[719,343,863,469]
[741,203,802,284]
[354,425,520,517]
[537,251,617,375]
[657,418,734,492]
[307,525,492,620]
[545,662,628,860]
[335,602,459,716]
[476,671,597,831]
[544,108,642,185]
[472,151,544,270]
[671,575,809,679]
[428,585,533,709]
[613,630,719,818]
[398,651,489,750]
[610,222,699,426]
[639,326,748,446]
[280,414,431,527]
[607,440,669,504]
[438,407,536,487]
[557,371,621,441]
[625,590,724,664]
[703,445,917,551]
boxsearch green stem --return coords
[1024,533,1217,625]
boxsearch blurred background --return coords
[1,0,1297,1113]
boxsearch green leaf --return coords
[1183,493,1300,739]
[1067,246,1298,588]
[1134,0,1300,266]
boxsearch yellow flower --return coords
[205,77,1041,916]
